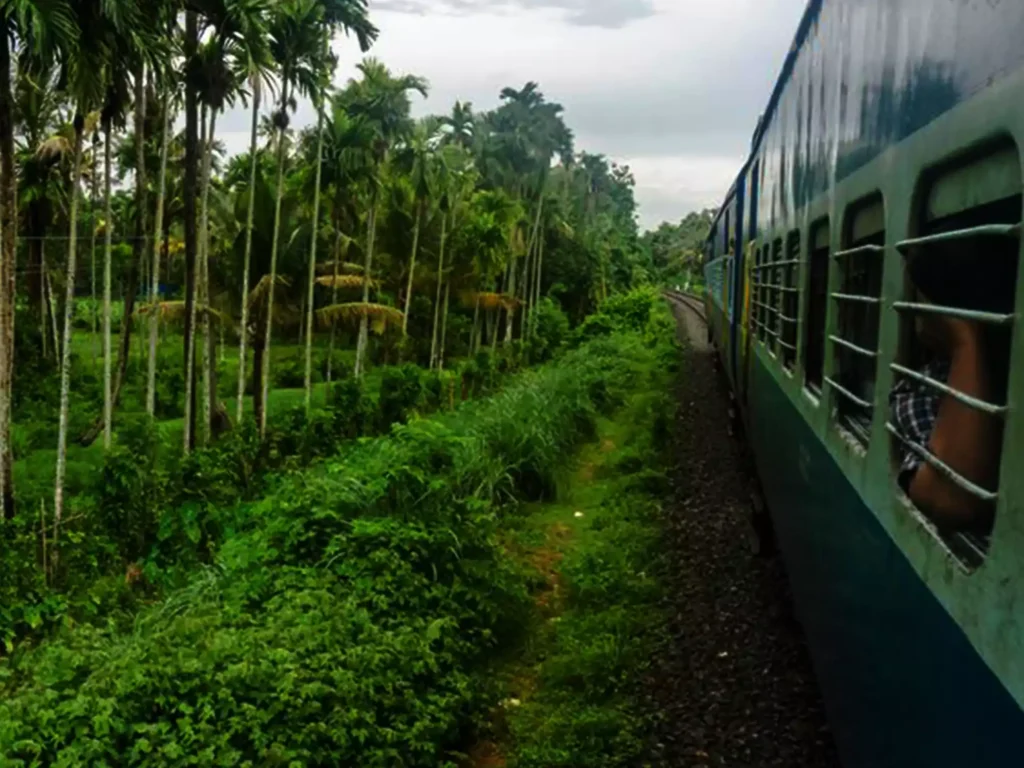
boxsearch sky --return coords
[218,0,810,231]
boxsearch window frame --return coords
[803,217,831,396]
[828,194,886,448]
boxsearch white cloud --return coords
[218,0,808,229]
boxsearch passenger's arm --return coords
[909,320,1000,530]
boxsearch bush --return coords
[572,287,660,346]
[377,364,424,432]
[0,332,659,765]
[529,297,570,363]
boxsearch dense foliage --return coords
[0,291,674,765]
[642,208,716,288]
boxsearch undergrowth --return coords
[505,300,678,767]
[0,289,674,766]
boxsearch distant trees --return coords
[0,1,657,551]
[642,209,716,285]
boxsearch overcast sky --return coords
[218,0,809,231]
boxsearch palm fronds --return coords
[315,261,367,275]
[248,274,291,308]
[315,274,378,290]
[136,301,230,326]
[315,302,404,335]
[462,291,519,311]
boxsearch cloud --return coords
[371,0,656,28]
[215,0,808,229]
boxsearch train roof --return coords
[750,0,823,156]
[705,0,822,246]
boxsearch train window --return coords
[769,238,783,354]
[780,231,801,370]
[889,141,1020,568]
[752,244,769,343]
[829,194,885,446]
[804,218,831,394]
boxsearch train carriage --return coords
[703,2,1024,765]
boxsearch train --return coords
[701,2,1024,766]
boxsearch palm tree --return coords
[339,57,426,378]
[440,100,474,150]
[54,0,144,563]
[302,29,331,415]
[316,104,373,386]
[0,0,76,519]
[146,87,173,417]
[394,117,438,338]
[261,0,375,433]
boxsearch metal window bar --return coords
[886,423,998,503]
[832,292,881,305]
[890,364,1008,416]
[893,302,1015,326]
[895,223,1020,252]
[825,376,873,410]
[833,243,885,260]
[830,335,878,359]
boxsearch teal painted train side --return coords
[703,1,1024,765]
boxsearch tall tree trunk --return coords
[90,138,99,366]
[531,219,546,338]
[438,280,451,371]
[0,31,16,519]
[37,241,47,359]
[147,94,172,416]
[182,9,199,453]
[429,214,447,370]
[53,124,85,564]
[522,195,543,339]
[199,108,217,444]
[261,77,289,435]
[401,200,423,336]
[471,295,481,355]
[251,337,265,429]
[326,228,341,391]
[236,79,260,425]
[354,186,379,379]
[184,102,205,451]
[303,94,325,415]
[101,125,114,449]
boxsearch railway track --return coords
[664,289,707,323]
[642,293,839,766]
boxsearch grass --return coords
[483,341,677,767]
[12,330,376,503]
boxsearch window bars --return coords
[887,222,1018,510]
[780,232,801,369]
[828,241,885,444]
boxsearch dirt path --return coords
[642,298,839,767]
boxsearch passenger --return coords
[890,238,1014,533]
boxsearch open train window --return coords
[780,231,801,370]
[769,238,783,355]
[753,244,769,344]
[804,218,831,394]
[889,140,1020,568]
[829,194,885,447]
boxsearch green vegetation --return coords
[0,0,694,761]
[500,298,677,767]
[0,290,676,766]
[643,208,716,289]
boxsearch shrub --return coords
[377,364,424,431]
[529,297,570,363]
[0,332,658,765]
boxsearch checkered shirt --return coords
[889,360,951,491]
